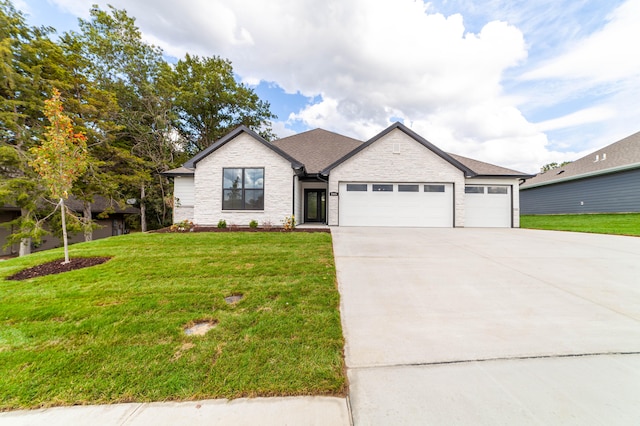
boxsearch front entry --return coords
[304,189,326,223]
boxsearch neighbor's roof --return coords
[271,128,363,174]
[449,153,533,177]
[522,131,640,189]
[2,196,139,215]
[66,195,140,214]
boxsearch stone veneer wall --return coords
[193,133,295,226]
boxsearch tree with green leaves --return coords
[71,5,178,231]
[30,89,88,263]
[55,30,136,241]
[2,1,279,242]
[0,0,64,255]
[540,161,572,173]
[171,54,277,154]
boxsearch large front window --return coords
[223,168,264,210]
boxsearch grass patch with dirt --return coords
[521,213,640,236]
[0,232,344,410]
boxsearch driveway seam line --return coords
[349,351,640,370]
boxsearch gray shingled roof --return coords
[163,123,530,179]
[448,153,532,177]
[65,195,140,214]
[271,128,363,174]
[2,196,139,214]
[163,166,194,176]
[521,131,640,189]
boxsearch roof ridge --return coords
[274,127,363,144]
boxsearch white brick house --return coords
[164,123,532,228]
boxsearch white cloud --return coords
[536,107,615,132]
[270,121,297,139]
[48,0,91,18]
[45,0,639,173]
[523,1,640,83]
[13,0,30,14]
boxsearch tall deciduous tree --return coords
[56,31,128,241]
[2,0,279,241]
[171,54,277,154]
[30,89,88,263]
[0,0,63,254]
[71,5,177,231]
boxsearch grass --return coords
[0,232,345,410]
[521,213,640,236]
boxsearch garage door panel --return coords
[465,185,512,227]
[339,183,453,227]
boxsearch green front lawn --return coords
[0,232,345,410]
[521,213,640,236]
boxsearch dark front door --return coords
[304,189,326,223]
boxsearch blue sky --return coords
[14,0,640,173]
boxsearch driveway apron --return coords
[332,227,640,425]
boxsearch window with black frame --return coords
[222,168,264,210]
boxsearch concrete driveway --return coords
[332,228,640,425]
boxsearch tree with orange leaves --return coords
[30,88,88,264]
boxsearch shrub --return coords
[217,219,227,229]
[249,220,258,229]
[169,220,194,232]
[262,220,273,230]
[282,215,296,231]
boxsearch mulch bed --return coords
[5,227,328,281]
[6,257,111,281]
[154,226,330,234]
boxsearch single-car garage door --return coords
[339,182,453,227]
[464,185,512,227]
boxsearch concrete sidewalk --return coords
[333,227,640,425]
[0,396,351,426]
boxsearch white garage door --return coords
[464,185,512,227]
[339,182,453,227]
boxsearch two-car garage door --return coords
[339,182,453,227]
[338,183,512,227]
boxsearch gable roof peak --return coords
[182,125,303,170]
[320,121,476,176]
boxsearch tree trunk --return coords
[60,198,70,264]
[19,238,31,256]
[19,208,31,257]
[158,175,167,225]
[83,201,93,242]
[140,184,147,232]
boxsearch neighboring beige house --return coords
[0,196,138,256]
[164,122,532,228]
